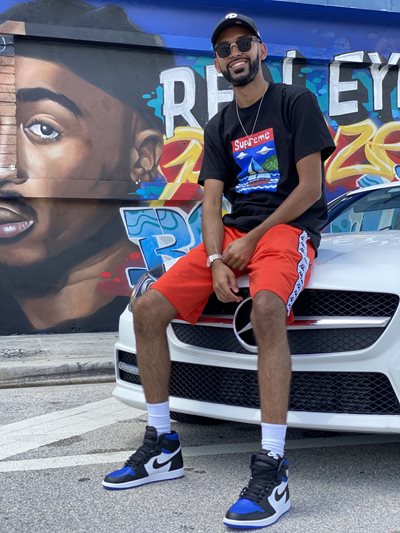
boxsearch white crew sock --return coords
[261,422,287,458]
[146,400,171,436]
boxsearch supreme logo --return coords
[232,128,274,153]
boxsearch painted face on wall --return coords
[0,55,163,267]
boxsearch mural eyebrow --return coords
[16,88,84,118]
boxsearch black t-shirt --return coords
[198,82,336,250]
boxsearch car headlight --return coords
[128,263,166,312]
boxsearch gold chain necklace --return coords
[235,89,267,137]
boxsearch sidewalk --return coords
[0,332,117,388]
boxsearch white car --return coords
[113,181,400,433]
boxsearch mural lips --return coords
[233,296,257,353]
[0,200,35,239]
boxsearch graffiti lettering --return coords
[0,35,6,54]
[0,34,14,55]
[329,50,400,119]
[161,126,204,185]
[205,65,233,121]
[161,67,201,139]
[329,51,366,117]
[120,204,202,286]
[369,52,400,110]
[282,50,305,85]
[325,119,400,186]
[160,48,400,137]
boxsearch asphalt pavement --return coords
[2,335,400,532]
[1,383,400,533]
[0,332,117,388]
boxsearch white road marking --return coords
[0,398,145,461]
[0,433,399,472]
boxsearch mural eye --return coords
[27,121,61,141]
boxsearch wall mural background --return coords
[0,0,399,334]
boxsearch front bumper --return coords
[113,306,400,433]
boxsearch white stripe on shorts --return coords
[286,231,310,315]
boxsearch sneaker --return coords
[224,450,290,529]
[102,426,184,490]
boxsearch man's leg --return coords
[133,289,177,404]
[224,225,312,529]
[103,289,184,490]
[252,290,291,456]
[252,291,291,422]
[134,289,178,435]
[224,291,291,529]
[103,236,224,491]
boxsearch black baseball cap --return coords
[211,13,261,46]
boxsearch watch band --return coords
[207,253,224,267]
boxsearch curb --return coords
[0,332,118,388]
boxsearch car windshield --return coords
[323,185,400,233]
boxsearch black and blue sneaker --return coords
[102,426,184,490]
[224,450,290,529]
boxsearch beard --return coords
[220,50,260,87]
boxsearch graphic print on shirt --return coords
[231,128,280,194]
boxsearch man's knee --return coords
[132,289,175,332]
[251,290,287,332]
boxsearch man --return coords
[0,0,173,333]
[103,13,335,530]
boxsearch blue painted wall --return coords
[0,0,399,334]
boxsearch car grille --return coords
[171,323,384,354]
[292,289,399,317]
[117,351,400,415]
[203,289,399,318]
[175,290,399,355]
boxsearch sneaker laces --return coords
[239,473,279,504]
[125,441,158,468]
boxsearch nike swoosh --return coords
[153,455,175,469]
[274,485,288,503]
[145,446,181,474]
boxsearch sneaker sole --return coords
[223,499,291,529]
[102,468,185,490]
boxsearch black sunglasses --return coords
[214,36,261,59]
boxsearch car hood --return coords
[311,231,400,290]
[160,231,400,295]
[238,231,400,294]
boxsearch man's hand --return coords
[223,235,257,271]
[212,261,243,303]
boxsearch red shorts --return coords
[152,224,315,325]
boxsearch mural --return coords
[0,0,399,334]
